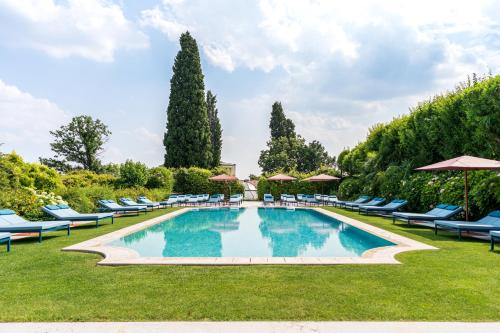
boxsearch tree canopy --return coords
[40,115,111,172]
[259,102,333,173]
[206,90,222,168]
[164,31,212,168]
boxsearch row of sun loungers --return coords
[261,193,500,248]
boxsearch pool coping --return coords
[62,204,437,265]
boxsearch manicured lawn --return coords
[0,206,499,321]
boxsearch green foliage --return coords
[260,102,333,173]
[174,167,243,197]
[118,160,149,188]
[269,101,296,139]
[61,170,117,188]
[337,75,500,217]
[146,166,174,191]
[164,31,213,168]
[259,136,333,173]
[0,152,63,192]
[206,90,222,168]
[41,115,111,172]
[0,188,65,220]
[256,169,339,200]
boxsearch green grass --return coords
[0,206,499,321]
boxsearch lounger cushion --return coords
[45,205,61,210]
[435,220,500,230]
[0,209,15,215]
[491,231,500,237]
[489,211,500,218]
[0,232,10,240]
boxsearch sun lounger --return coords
[327,195,339,206]
[206,194,222,205]
[229,194,243,205]
[491,230,500,251]
[162,195,179,207]
[42,204,114,228]
[0,208,71,242]
[120,197,158,210]
[304,195,320,206]
[359,199,408,215]
[337,195,371,208]
[138,196,168,208]
[346,197,385,211]
[98,200,146,215]
[0,232,11,252]
[392,204,463,225]
[285,194,297,206]
[434,210,500,240]
[263,194,274,205]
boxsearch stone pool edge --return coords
[62,204,437,265]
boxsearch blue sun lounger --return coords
[359,199,408,216]
[138,196,167,208]
[229,194,243,205]
[346,197,385,211]
[207,194,222,205]
[120,197,158,210]
[263,193,274,205]
[337,195,370,208]
[434,211,500,240]
[98,200,147,215]
[392,204,463,225]
[491,231,500,251]
[0,232,11,252]
[0,209,71,242]
[42,204,114,228]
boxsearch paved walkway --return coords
[2,322,500,333]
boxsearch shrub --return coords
[174,167,212,194]
[118,160,149,187]
[0,187,66,220]
[0,152,63,192]
[146,166,174,191]
[338,177,364,200]
[61,170,117,188]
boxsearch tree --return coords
[41,115,111,172]
[118,160,149,187]
[164,31,212,168]
[206,90,222,167]
[258,136,305,173]
[269,102,295,139]
[297,140,334,172]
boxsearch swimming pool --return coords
[109,208,395,258]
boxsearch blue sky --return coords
[1,0,499,178]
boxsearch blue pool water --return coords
[110,208,394,257]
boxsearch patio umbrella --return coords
[209,174,239,200]
[415,155,500,220]
[303,174,340,199]
[267,174,297,181]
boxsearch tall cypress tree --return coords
[269,101,296,139]
[164,32,212,168]
[206,90,222,167]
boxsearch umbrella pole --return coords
[464,170,469,221]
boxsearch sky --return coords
[0,0,499,178]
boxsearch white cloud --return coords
[0,0,149,62]
[0,79,71,160]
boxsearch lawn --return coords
[0,206,499,321]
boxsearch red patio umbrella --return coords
[415,155,500,220]
[267,174,297,181]
[209,174,239,200]
[303,174,340,198]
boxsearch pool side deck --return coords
[62,201,437,265]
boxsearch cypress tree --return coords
[164,32,212,168]
[206,90,222,167]
[269,101,296,139]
